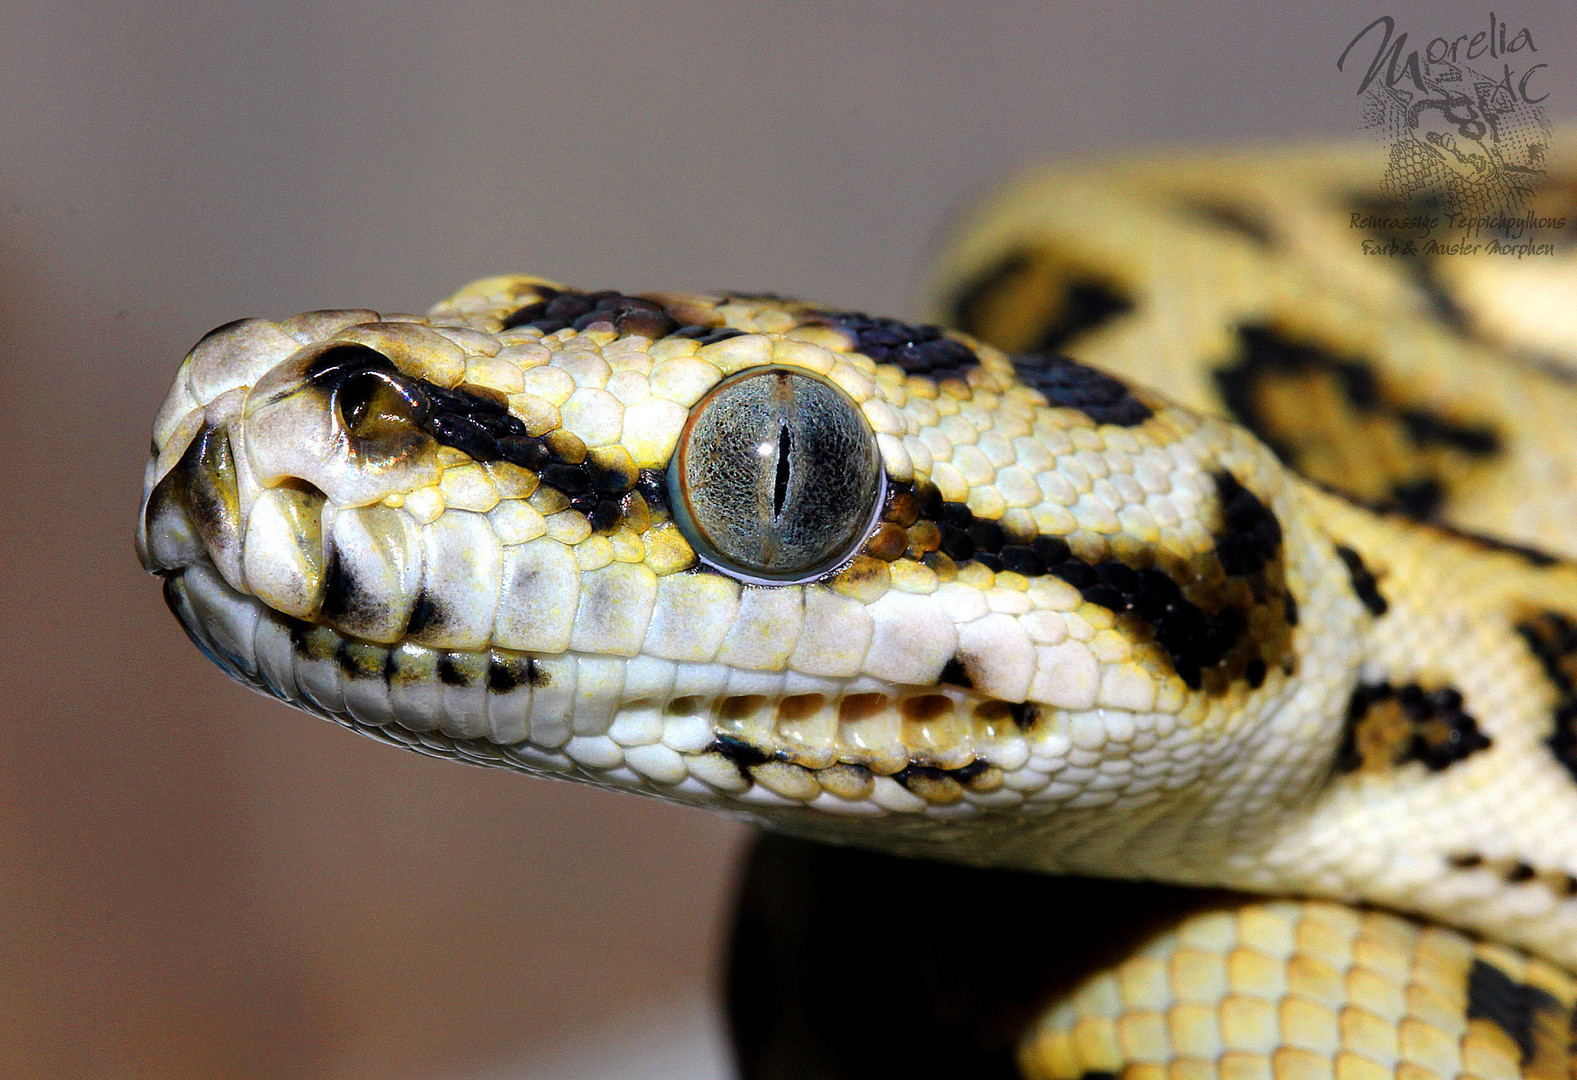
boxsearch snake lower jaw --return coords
[158,558,1082,824]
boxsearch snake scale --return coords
[139,139,1577,1079]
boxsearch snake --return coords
[138,138,1577,1079]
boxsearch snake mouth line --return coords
[164,559,1047,817]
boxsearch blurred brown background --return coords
[2,2,1572,1077]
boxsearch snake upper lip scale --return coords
[139,143,1577,1076]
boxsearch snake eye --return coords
[668,366,884,582]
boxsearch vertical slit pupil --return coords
[773,423,792,518]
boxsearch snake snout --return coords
[244,340,443,509]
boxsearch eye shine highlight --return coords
[667,366,885,583]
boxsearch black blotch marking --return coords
[938,657,973,689]
[540,463,589,494]
[1508,862,1536,883]
[427,411,498,461]
[1514,611,1577,783]
[501,288,681,340]
[1388,477,1446,519]
[634,469,671,514]
[486,653,541,693]
[1212,471,1282,577]
[405,378,646,530]
[303,342,398,384]
[893,763,949,790]
[669,325,745,346]
[482,662,520,693]
[146,423,239,557]
[1428,522,1561,568]
[1244,658,1267,689]
[1399,409,1501,454]
[904,473,1290,692]
[947,249,1034,339]
[816,311,980,382]
[333,639,382,680]
[587,452,639,495]
[729,832,1236,1080]
[1011,352,1152,427]
[948,760,991,786]
[1334,544,1388,616]
[436,653,470,687]
[1007,702,1036,731]
[1283,591,1299,627]
[319,544,379,631]
[1216,323,1500,518]
[1179,199,1275,247]
[1450,852,1486,869]
[405,593,445,638]
[1336,681,1491,773]
[586,499,624,532]
[1032,278,1133,352]
[711,735,775,772]
[1465,958,1563,1066]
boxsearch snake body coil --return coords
[139,140,1577,1078]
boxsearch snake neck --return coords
[1213,486,1577,968]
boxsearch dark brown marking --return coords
[711,734,775,771]
[1336,681,1490,773]
[815,311,980,382]
[333,639,382,680]
[892,763,962,801]
[938,657,973,689]
[947,248,1136,357]
[436,653,473,688]
[303,356,649,529]
[1212,470,1282,576]
[1179,198,1275,247]
[948,760,992,787]
[501,288,683,340]
[863,522,910,562]
[146,422,240,561]
[320,543,382,633]
[486,652,542,693]
[1215,323,1501,518]
[1011,352,1152,427]
[404,592,445,639]
[1428,522,1562,568]
[892,473,1293,693]
[1348,192,1473,334]
[1334,544,1388,616]
[1465,958,1565,1067]
[1514,611,1577,782]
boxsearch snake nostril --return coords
[332,367,430,440]
[338,370,382,428]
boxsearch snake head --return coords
[139,275,1340,872]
